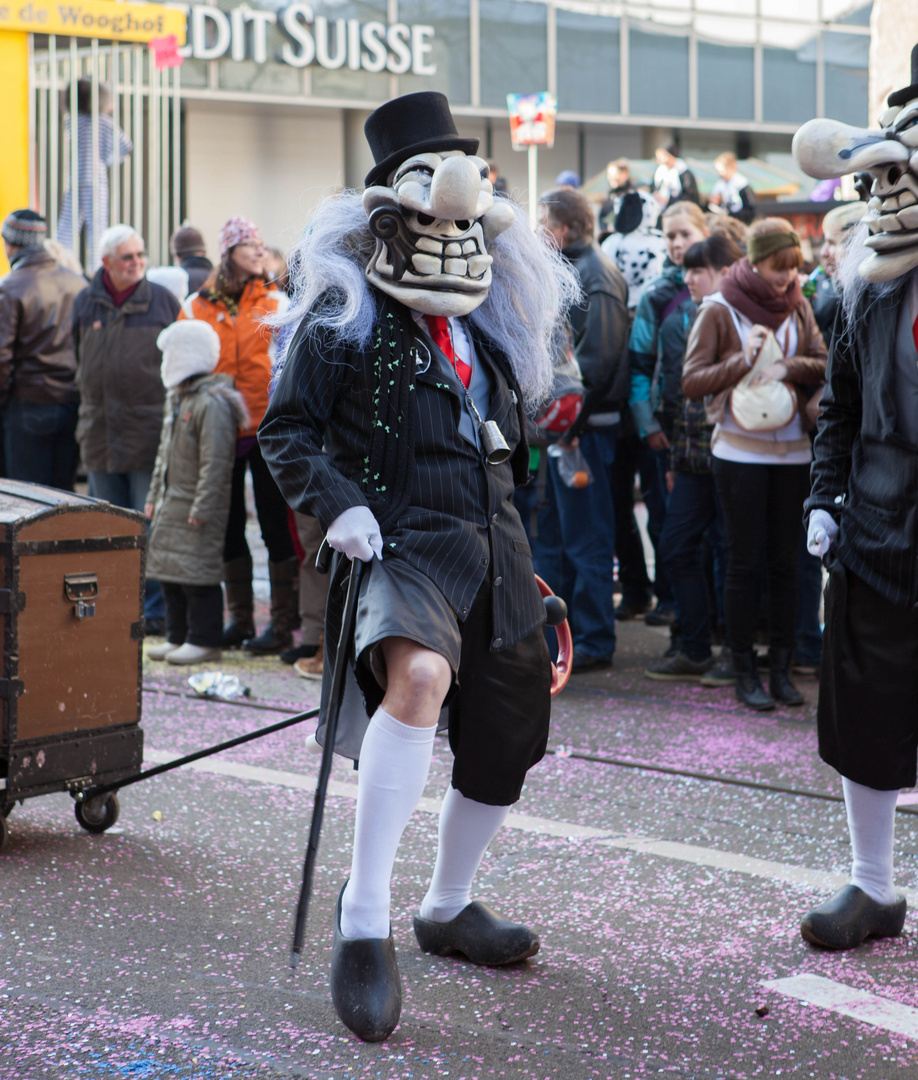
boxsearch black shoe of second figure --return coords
[330,883,402,1042]
[801,884,907,950]
[413,901,540,966]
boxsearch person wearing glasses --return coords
[71,223,182,632]
[179,217,296,655]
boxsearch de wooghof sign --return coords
[181,4,437,76]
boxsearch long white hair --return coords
[836,219,901,322]
[274,191,581,411]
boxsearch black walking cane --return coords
[290,551,364,968]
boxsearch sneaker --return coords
[700,650,736,686]
[166,644,223,665]
[645,605,676,627]
[571,653,613,674]
[147,641,182,661]
[645,652,715,681]
[294,637,324,680]
[614,598,651,621]
[280,642,320,665]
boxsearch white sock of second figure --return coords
[843,775,898,906]
[419,784,511,923]
[341,707,436,940]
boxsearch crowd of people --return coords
[0,209,326,680]
[0,147,859,710]
[529,156,865,712]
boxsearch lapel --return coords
[856,277,908,441]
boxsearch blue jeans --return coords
[4,398,79,490]
[659,471,725,661]
[546,428,618,661]
[88,469,163,620]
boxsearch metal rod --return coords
[27,35,37,208]
[90,39,100,271]
[111,42,120,226]
[291,557,363,966]
[80,707,321,801]
[161,65,170,262]
[172,63,181,240]
[49,37,58,237]
[38,54,48,219]
[123,48,132,231]
[133,45,143,238]
[149,55,159,263]
[69,38,79,257]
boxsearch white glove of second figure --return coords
[326,505,384,562]
[807,509,839,558]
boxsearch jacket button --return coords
[492,637,503,648]
[493,576,503,586]
[491,513,498,525]
[482,556,489,566]
[460,606,468,615]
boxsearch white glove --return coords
[807,509,839,557]
[326,505,383,562]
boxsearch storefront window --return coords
[556,9,620,115]
[629,28,689,118]
[480,0,548,109]
[178,58,209,90]
[309,0,393,101]
[397,0,471,104]
[762,45,817,124]
[823,30,869,127]
[697,41,754,121]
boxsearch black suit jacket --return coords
[258,294,544,650]
[805,276,918,608]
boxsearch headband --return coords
[748,229,801,265]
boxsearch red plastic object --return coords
[535,575,572,696]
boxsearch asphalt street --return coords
[4,596,918,1080]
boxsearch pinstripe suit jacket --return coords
[259,294,545,650]
[805,275,918,608]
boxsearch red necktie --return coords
[913,313,918,356]
[426,315,472,389]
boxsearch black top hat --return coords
[888,44,918,107]
[364,91,479,188]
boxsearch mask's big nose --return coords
[429,157,483,222]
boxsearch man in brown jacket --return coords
[0,209,86,489]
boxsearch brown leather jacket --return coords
[0,246,86,409]
[681,298,827,430]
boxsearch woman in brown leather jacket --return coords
[681,218,827,711]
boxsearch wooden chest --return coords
[0,480,145,844]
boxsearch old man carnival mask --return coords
[362,91,515,316]
[793,44,918,283]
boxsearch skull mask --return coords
[793,43,918,284]
[362,92,515,317]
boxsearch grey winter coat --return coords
[146,373,248,586]
[71,271,181,472]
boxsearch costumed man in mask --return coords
[259,92,579,1041]
[792,44,918,950]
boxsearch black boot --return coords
[732,650,775,711]
[222,556,255,647]
[769,647,805,707]
[243,557,299,654]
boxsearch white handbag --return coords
[729,328,797,433]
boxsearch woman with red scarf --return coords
[681,218,827,711]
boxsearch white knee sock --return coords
[843,776,898,906]
[340,708,436,939]
[418,785,511,923]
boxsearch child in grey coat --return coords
[145,320,248,664]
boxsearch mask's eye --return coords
[480,166,489,179]
[893,106,918,135]
[396,162,434,182]
[416,212,435,226]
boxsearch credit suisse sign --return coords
[181,4,437,76]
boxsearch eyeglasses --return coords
[117,251,147,263]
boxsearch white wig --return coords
[836,219,899,322]
[275,191,581,411]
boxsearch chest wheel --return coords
[75,792,121,834]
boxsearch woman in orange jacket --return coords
[180,217,297,652]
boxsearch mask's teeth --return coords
[415,236,442,255]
